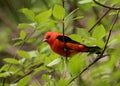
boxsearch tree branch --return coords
[13,63,44,83]
[62,0,67,59]
[2,28,36,86]
[88,9,111,32]
[67,9,119,86]
[89,0,120,32]
[93,0,120,10]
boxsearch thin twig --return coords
[62,0,67,60]
[14,70,34,83]
[2,29,36,86]
[89,0,120,32]
[100,11,119,58]
[13,63,44,83]
[67,10,119,86]
[93,0,120,10]
[88,9,111,32]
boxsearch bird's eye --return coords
[47,35,51,39]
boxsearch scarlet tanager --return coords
[44,32,101,57]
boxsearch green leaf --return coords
[0,64,9,72]
[68,54,87,76]
[10,83,17,86]
[28,50,38,58]
[79,0,92,4]
[65,8,79,21]
[72,16,84,20]
[109,11,118,16]
[3,58,19,64]
[108,38,118,46]
[56,78,67,86]
[111,70,120,81]
[20,30,26,40]
[14,40,23,46]
[35,9,52,23]
[0,72,11,77]
[17,50,30,58]
[17,75,31,86]
[69,34,82,43]
[26,37,36,43]
[112,0,120,4]
[92,25,106,39]
[93,39,105,48]
[42,74,50,81]
[77,28,90,38]
[47,58,61,67]
[22,8,35,21]
[40,45,51,54]
[18,23,31,29]
[18,23,36,29]
[53,4,66,19]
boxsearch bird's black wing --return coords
[56,35,80,44]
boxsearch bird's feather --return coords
[56,35,80,44]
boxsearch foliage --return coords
[0,0,120,86]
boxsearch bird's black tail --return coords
[87,46,102,54]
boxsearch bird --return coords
[44,32,101,57]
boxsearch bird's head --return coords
[44,32,59,45]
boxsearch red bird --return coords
[44,32,101,57]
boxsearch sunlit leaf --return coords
[69,34,82,43]
[65,8,79,21]
[28,50,38,58]
[17,75,31,86]
[26,37,36,43]
[77,28,90,38]
[111,69,120,81]
[18,23,36,29]
[0,72,11,77]
[22,8,35,21]
[10,83,17,86]
[53,4,66,19]
[109,11,118,16]
[0,64,9,72]
[92,25,106,39]
[42,74,50,81]
[56,78,67,86]
[3,58,19,64]
[20,30,26,40]
[18,23,30,29]
[47,58,61,67]
[112,0,120,4]
[68,54,87,76]
[94,39,105,48]
[35,9,52,23]
[40,45,51,54]
[108,38,118,45]
[17,50,30,58]
[79,0,92,4]
[72,16,84,20]
[14,40,23,46]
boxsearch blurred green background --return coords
[0,0,120,86]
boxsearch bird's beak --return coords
[43,39,47,42]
